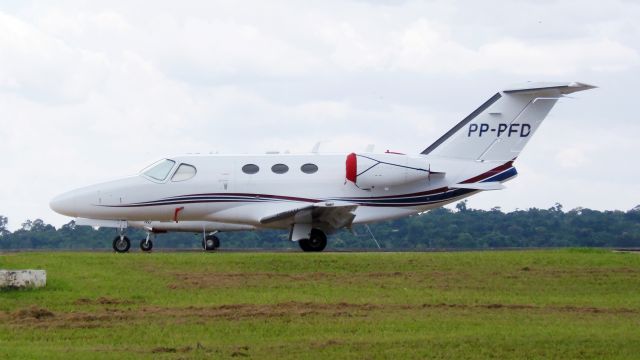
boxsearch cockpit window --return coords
[172,164,197,182]
[142,159,176,181]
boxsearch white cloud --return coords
[349,18,640,75]
[478,37,640,75]
[555,147,589,168]
[0,11,110,102]
[1,0,639,230]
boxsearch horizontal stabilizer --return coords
[503,82,596,95]
[450,182,505,191]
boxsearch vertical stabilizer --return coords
[421,82,595,161]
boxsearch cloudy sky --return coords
[1,0,639,230]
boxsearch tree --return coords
[31,219,55,232]
[21,220,33,231]
[455,200,468,212]
[0,215,8,237]
[549,202,563,212]
[1,206,639,250]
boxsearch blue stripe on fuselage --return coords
[481,167,517,183]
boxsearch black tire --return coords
[140,238,153,252]
[299,229,327,252]
[113,236,131,253]
[202,235,220,251]
[298,239,311,252]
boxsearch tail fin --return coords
[421,82,596,161]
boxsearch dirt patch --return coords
[150,346,194,353]
[6,306,132,329]
[521,267,640,276]
[168,272,339,289]
[150,342,209,354]
[12,306,54,320]
[137,301,375,320]
[6,302,378,328]
[421,302,638,314]
[73,297,134,306]
[6,301,637,329]
[311,339,343,349]
[230,345,250,357]
[366,272,404,277]
[167,271,455,290]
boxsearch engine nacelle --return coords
[345,153,431,188]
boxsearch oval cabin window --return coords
[300,163,318,174]
[271,164,289,174]
[242,164,260,174]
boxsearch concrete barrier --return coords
[0,270,46,289]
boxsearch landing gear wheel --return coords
[202,235,220,251]
[113,236,131,253]
[140,238,153,252]
[299,229,327,252]
[299,239,310,252]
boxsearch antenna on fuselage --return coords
[311,141,323,154]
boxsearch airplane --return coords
[50,82,595,253]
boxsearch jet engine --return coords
[345,152,431,188]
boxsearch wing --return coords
[450,182,505,191]
[260,201,358,231]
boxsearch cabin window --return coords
[172,164,197,182]
[271,164,289,174]
[242,164,260,174]
[301,163,318,174]
[142,159,176,181]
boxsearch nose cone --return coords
[50,191,78,217]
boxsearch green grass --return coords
[1,249,639,359]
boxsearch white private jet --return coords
[50,82,595,252]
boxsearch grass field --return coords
[1,249,639,359]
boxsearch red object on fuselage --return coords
[346,153,357,183]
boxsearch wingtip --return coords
[569,82,597,90]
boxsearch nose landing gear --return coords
[140,233,154,252]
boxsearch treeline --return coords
[1,202,639,250]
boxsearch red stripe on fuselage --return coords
[460,161,514,184]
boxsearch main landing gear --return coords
[202,234,220,252]
[112,235,131,253]
[298,229,327,252]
